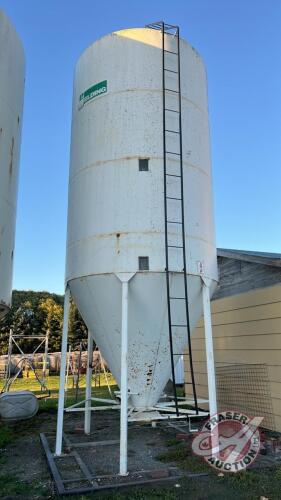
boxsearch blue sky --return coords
[1,0,281,294]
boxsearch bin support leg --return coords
[84,330,94,434]
[55,287,70,456]
[202,278,217,417]
[115,273,135,476]
[119,280,129,475]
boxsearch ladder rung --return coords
[167,220,182,224]
[171,324,187,327]
[168,245,183,249]
[162,22,179,29]
[166,173,181,177]
[146,22,178,32]
[170,297,185,299]
[165,129,180,134]
[163,30,178,36]
[166,151,180,156]
[164,49,178,55]
[166,196,182,200]
[164,68,178,74]
[165,88,179,94]
[165,108,180,113]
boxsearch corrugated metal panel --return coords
[184,284,281,432]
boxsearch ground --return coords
[0,376,281,499]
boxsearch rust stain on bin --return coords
[9,137,14,177]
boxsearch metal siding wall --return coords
[184,283,281,431]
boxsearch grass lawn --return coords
[0,373,116,411]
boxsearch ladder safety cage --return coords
[145,21,198,416]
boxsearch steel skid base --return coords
[40,432,184,496]
[42,397,209,495]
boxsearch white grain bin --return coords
[66,28,218,410]
[0,11,25,318]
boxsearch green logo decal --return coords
[79,80,107,108]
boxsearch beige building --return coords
[185,249,281,432]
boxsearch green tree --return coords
[0,290,88,355]
[68,298,88,349]
[38,298,63,351]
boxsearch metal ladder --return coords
[146,22,198,416]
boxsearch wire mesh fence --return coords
[216,363,275,431]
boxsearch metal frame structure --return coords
[2,328,49,394]
[41,431,189,496]
[63,396,209,419]
[53,278,215,479]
